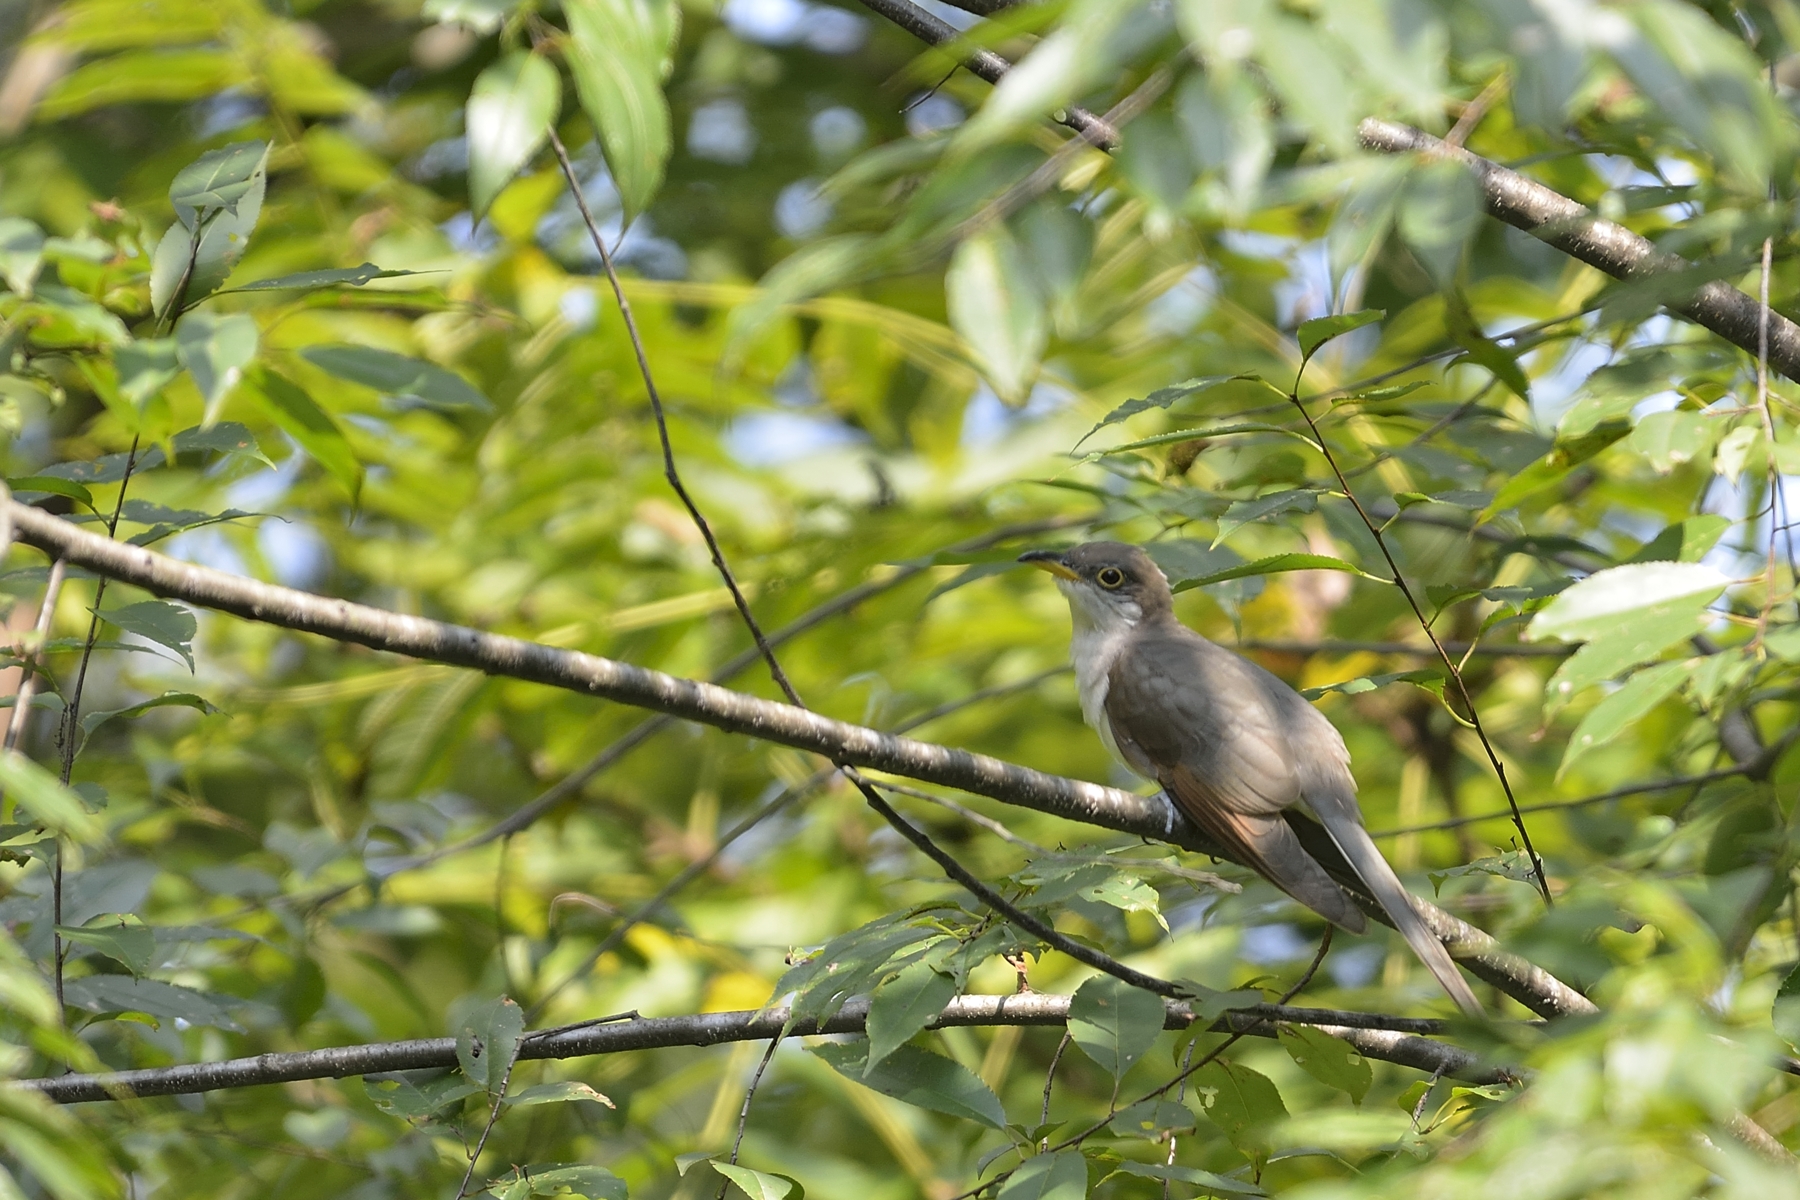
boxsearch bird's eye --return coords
[1097,567,1125,589]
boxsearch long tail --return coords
[1317,810,1485,1017]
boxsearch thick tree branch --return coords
[18,994,1503,1103]
[3,500,1590,1017]
[850,0,1119,148]
[1358,118,1800,383]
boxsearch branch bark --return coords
[17,994,1505,1103]
[1358,118,1800,383]
[4,499,1591,1018]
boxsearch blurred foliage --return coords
[0,0,1797,1195]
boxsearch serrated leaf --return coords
[228,263,428,292]
[1109,1097,1196,1138]
[0,751,103,842]
[153,144,269,317]
[493,1164,628,1200]
[1481,421,1630,519]
[1557,659,1689,778]
[99,600,197,670]
[115,338,183,409]
[55,916,154,976]
[169,140,269,228]
[1297,309,1383,359]
[245,368,362,499]
[1102,1161,1265,1195]
[1624,516,1731,565]
[1527,562,1729,643]
[80,691,218,739]
[364,1073,480,1118]
[1629,409,1722,473]
[300,345,490,412]
[712,1162,801,1200]
[506,1081,615,1108]
[175,311,258,417]
[1214,489,1321,546]
[62,975,243,1031]
[1078,374,1286,446]
[468,52,561,219]
[1277,1025,1371,1103]
[1300,668,1444,701]
[947,226,1046,405]
[995,1150,1087,1200]
[865,959,957,1073]
[172,420,274,467]
[773,913,946,1024]
[1067,974,1166,1081]
[1191,1060,1287,1166]
[563,0,679,222]
[1170,553,1387,593]
[812,1040,1007,1128]
[456,995,524,1093]
[1542,605,1708,716]
[7,476,95,509]
[1430,850,1541,893]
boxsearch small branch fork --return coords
[15,995,1500,1104]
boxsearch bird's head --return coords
[1018,541,1172,630]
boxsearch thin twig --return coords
[1286,384,1551,902]
[1278,927,1333,1005]
[716,1037,781,1200]
[1,557,66,820]
[1371,765,1748,838]
[1754,231,1781,648]
[1038,1031,1070,1138]
[455,1048,522,1200]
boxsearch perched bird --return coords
[1020,540,1483,1016]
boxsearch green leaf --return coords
[1214,489,1321,546]
[55,916,154,976]
[152,143,270,317]
[1191,1060,1287,1166]
[1445,292,1528,400]
[300,345,490,412]
[1527,562,1729,643]
[1481,421,1630,519]
[1399,159,1481,288]
[1624,516,1731,565]
[712,1163,802,1200]
[865,959,957,1073]
[995,1150,1087,1200]
[79,691,218,739]
[99,600,197,670]
[169,140,270,228]
[947,226,1047,405]
[1297,309,1383,360]
[1171,553,1388,593]
[62,975,244,1031]
[228,263,428,292]
[245,368,362,499]
[0,751,104,842]
[456,995,524,1093]
[1102,1161,1266,1195]
[563,0,679,222]
[1108,1097,1196,1138]
[423,0,521,32]
[1628,409,1723,473]
[7,476,95,510]
[1557,659,1690,779]
[1774,961,1800,1045]
[811,1040,1007,1129]
[172,421,275,468]
[1328,380,1430,408]
[1300,668,1444,701]
[115,338,183,410]
[774,913,946,1024]
[0,216,46,295]
[1067,974,1166,1081]
[1543,606,1707,716]
[1277,1025,1371,1103]
[468,52,561,219]
[364,1073,480,1118]
[1430,851,1541,893]
[506,1081,615,1108]
[174,311,258,417]
[493,1164,629,1200]
[1079,375,1287,445]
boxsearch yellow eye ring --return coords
[1097,567,1125,589]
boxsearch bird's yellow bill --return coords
[1019,553,1079,581]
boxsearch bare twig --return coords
[455,1049,522,1200]
[1371,765,1751,838]
[1038,1031,1070,1137]
[1287,386,1551,903]
[717,1037,782,1200]
[1278,927,1333,1004]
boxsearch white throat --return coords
[1055,580,1143,761]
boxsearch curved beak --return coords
[1018,549,1079,581]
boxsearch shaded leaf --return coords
[563,0,679,222]
[99,601,197,670]
[1481,421,1630,518]
[1558,660,1690,778]
[457,995,525,1093]
[506,1081,615,1108]
[0,216,46,295]
[1297,309,1383,359]
[711,1163,801,1200]
[492,1164,629,1200]
[1300,669,1444,701]
[169,140,269,228]
[245,368,362,499]
[0,752,104,843]
[947,226,1046,405]
[1171,553,1387,593]
[7,476,95,510]
[175,311,258,416]
[80,691,218,738]
[1278,1025,1371,1103]
[995,1150,1087,1200]
[62,975,244,1031]
[1215,489,1321,546]
[115,338,183,410]
[1102,1161,1265,1195]
[1191,1060,1286,1163]
[865,959,957,1073]
[1067,974,1166,1081]
[301,345,490,412]
[812,1040,1007,1129]
[55,916,154,976]
[229,264,427,292]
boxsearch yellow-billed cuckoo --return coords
[1021,541,1483,1016]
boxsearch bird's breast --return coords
[1069,622,1136,768]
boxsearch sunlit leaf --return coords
[563,0,679,222]
[1067,974,1166,1081]
[468,52,561,219]
[812,1040,1007,1129]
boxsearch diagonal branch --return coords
[1357,118,1800,383]
[1,498,1591,1017]
[16,994,1504,1103]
